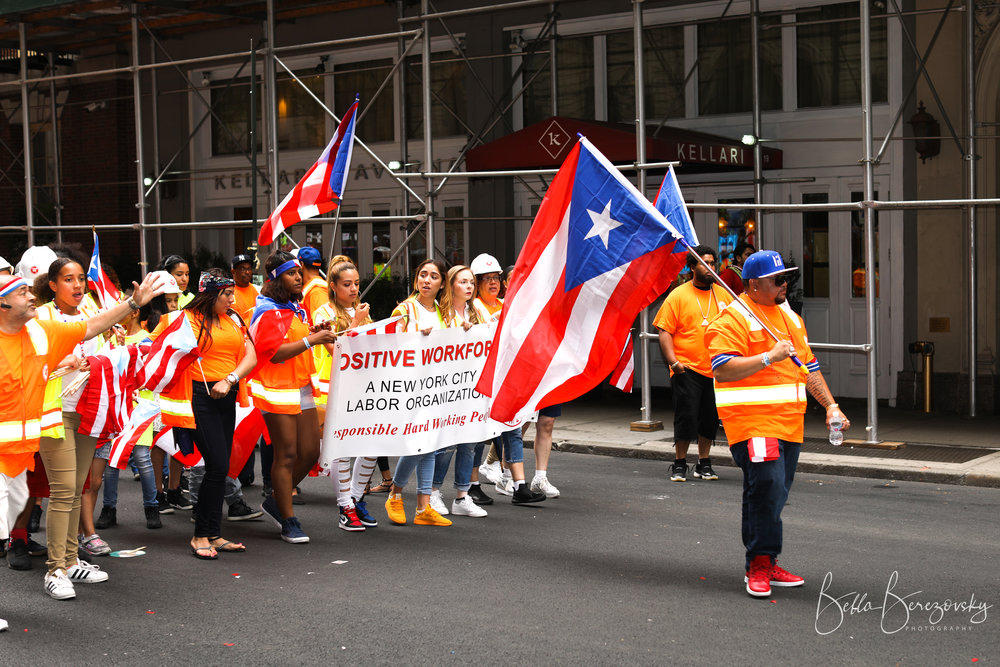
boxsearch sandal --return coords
[368,479,393,494]
[292,486,305,506]
[190,544,218,560]
[209,537,246,553]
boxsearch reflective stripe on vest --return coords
[159,395,195,429]
[248,381,300,407]
[0,419,41,444]
[714,383,807,407]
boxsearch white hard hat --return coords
[16,246,59,280]
[149,270,182,294]
[470,253,502,276]
[0,255,11,272]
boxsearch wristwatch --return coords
[226,372,239,385]
[761,352,771,367]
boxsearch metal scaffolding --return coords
[0,0,990,435]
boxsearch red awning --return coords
[465,117,782,172]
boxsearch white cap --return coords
[149,270,182,294]
[16,246,59,280]
[470,253,502,276]
[0,256,11,272]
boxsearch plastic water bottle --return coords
[828,410,844,446]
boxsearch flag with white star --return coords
[478,136,689,422]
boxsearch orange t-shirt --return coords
[256,315,315,390]
[0,319,87,476]
[150,311,247,382]
[232,283,259,321]
[302,277,328,322]
[653,281,732,377]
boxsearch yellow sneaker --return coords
[385,494,407,525]
[413,506,452,526]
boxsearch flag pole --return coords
[677,238,810,375]
[195,359,212,393]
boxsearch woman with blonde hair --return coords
[312,255,379,532]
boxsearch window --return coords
[801,193,829,298]
[522,35,595,126]
[211,71,325,156]
[443,204,465,268]
[406,56,467,139]
[797,2,888,108]
[717,199,757,271]
[850,191,879,297]
[372,216,392,281]
[698,17,782,115]
[335,59,395,143]
[606,25,685,123]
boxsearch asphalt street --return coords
[2,450,997,666]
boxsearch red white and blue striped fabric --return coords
[345,315,403,337]
[153,428,203,467]
[748,436,780,462]
[87,230,122,310]
[78,346,142,439]
[139,313,200,393]
[258,97,358,246]
[609,332,634,393]
[228,404,266,478]
[476,137,687,422]
[107,398,159,469]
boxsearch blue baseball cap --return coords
[297,246,323,268]
[741,250,798,280]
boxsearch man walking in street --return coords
[705,250,850,598]
[654,244,732,482]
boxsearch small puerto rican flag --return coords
[748,436,780,463]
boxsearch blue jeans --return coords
[473,442,485,467]
[500,427,524,464]
[393,452,436,495]
[729,439,801,570]
[102,445,158,509]
[432,443,476,492]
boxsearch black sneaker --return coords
[144,506,162,529]
[227,499,264,521]
[26,536,46,556]
[670,462,688,482]
[511,483,546,505]
[261,484,273,499]
[95,506,117,530]
[167,488,193,511]
[28,504,42,532]
[6,539,31,570]
[692,461,719,481]
[467,484,494,506]
[156,491,174,515]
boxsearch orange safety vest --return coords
[250,315,318,414]
[705,296,814,445]
[0,319,49,459]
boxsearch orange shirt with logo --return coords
[232,284,259,322]
[0,320,87,476]
[653,281,732,377]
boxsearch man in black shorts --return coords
[653,245,733,481]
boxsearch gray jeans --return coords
[187,466,242,506]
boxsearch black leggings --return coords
[183,381,236,538]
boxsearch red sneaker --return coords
[769,562,805,587]
[745,555,772,598]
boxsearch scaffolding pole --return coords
[19,23,34,247]
[860,0,879,443]
[150,39,162,259]
[967,0,977,416]
[423,0,435,260]
[265,0,279,227]
[751,0,764,241]
[131,5,149,271]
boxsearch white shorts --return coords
[0,470,29,540]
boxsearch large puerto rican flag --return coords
[138,313,201,393]
[78,345,142,439]
[87,230,122,309]
[476,137,688,422]
[107,398,159,469]
[258,96,358,245]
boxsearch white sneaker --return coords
[530,476,561,498]
[0,617,8,631]
[44,570,76,600]
[451,496,488,518]
[66,560,109,584]
[479,461,502,485]
[495,476,514,496]
[429,490,450,516]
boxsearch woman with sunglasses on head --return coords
[252,252,336,544]
[312,255,379,532]
[151,269,258,559]
[426,265,488,519]
[383,258,452,527]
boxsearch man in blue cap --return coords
[705,250,850,598]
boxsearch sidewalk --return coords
[530,390,1000,488]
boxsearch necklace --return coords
[693,285,717,327]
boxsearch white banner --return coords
[320,321,527,463]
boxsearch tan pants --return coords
[38,412,98,574]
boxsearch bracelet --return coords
[826,403,839,410]
[303,337,312,350]
[761,352,771,367]
[670,361,681,370]
[126,296,140,312]
[226,372,239,385]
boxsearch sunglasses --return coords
[770,275,788,286]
